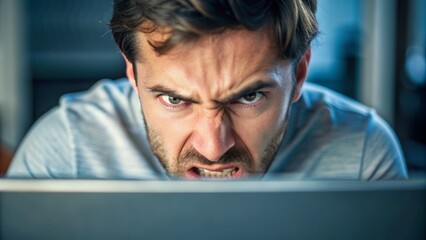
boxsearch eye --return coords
[236,91,264,105]
[159,95,187,107]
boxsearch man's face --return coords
[125,28,308,179]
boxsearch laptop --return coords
[1,178,425,240]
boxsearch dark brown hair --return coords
[110,0,318,63]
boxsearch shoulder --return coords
[277,83,407,180]
[301,83,407,179]
[7,78,151,178]
[59,78,142,129]
[290,82,374,138]
[57,79,159,178]
[61,78,136,113]
[361,111,408,179]
[301,83,371,118]
[7,106,75,178]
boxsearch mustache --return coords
[178,147,252,167]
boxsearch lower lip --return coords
[185,167,243,179]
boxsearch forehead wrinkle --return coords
[193,30,275,101]
[139,28,278,107]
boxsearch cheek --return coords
[139,94,193,158]
[233,109,284,157]
[232,92,290,158]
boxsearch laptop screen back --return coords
[1,179,425,240]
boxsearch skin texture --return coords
[124,28,310,179]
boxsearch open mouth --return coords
[188,166,240,179]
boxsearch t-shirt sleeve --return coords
[6,107,76,178]
[360,111,408,180]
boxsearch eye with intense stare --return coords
[235,91,265,106]
[159,95,187,107]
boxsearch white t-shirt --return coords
[7,79,408,180]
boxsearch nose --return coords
[191,109,235,162]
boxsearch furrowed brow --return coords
[145,85,200,103]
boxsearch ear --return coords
[122,53,138,92]
[291,48,311,103]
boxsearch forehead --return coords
[136,28,287,101]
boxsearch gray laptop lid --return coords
[1,179,425,240]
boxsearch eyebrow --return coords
[145,85,201,104]
[145,80,278,104]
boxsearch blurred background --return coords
[0,0,425,176]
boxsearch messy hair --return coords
[110,0,318,63]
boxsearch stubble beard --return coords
[144,110,290,178]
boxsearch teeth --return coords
[197,167,237,178]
